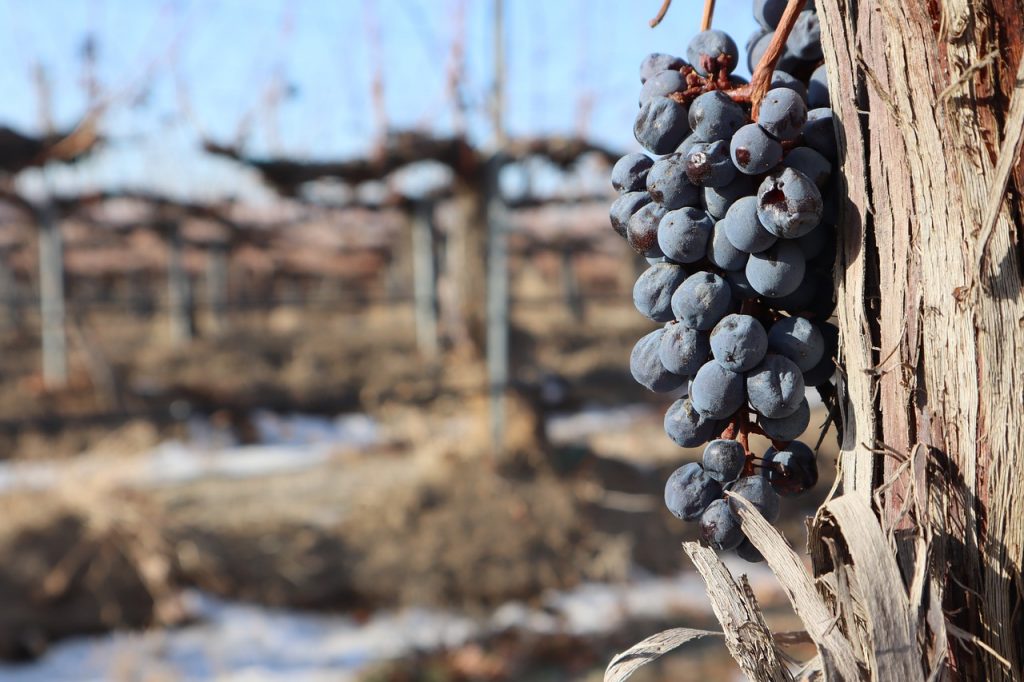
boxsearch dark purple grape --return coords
[609,191,652,238]
[803,108,837,160]
[746,241,807,298]
[764,442,818,495]
[753,0,787,30]
[647,154,701,210]
[767,316,825,371]
[691,360,745,419]
[770,70,808,101]
[767,272,816,312]
[746,354,805,419]
[659,323,711,376]
[627,203,668,257]
[756,168,823,239]
[685,140,737,188]
[664,397,720,448]
[671,271,732,330]
[635,97,690,155]
[758,397,810,441]
[703,175,756,219]
[808,63,830,108]
[640,53,686,83]
[686,30,739,76]
[782,147,831,188]
[706,220,748,271]
[658,207,714,263]
[786,10,822,61]
[757,88,807,142]
[611,153,654,193]
[710,313,768,372]
[688,91,746,142]
[640,69,687,105]
[633,263,688,322]
[728,475,780,522]
[736,538,764,562]
[700,498,744,550]
[730,123,783,175]
[723,196,777,254]
[724,268,757,300]
[702,439,747,483]
[631,328,685,393]
[665,462,722,521]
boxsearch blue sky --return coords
[3,0,758,199]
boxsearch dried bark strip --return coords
[603,627,721,682]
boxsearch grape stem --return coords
[748,0,807,118]
[700,0,715,31]
[648,0,672,27]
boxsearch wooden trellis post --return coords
[37,202,67,388]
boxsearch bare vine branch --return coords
[748,0,806,118]
[648,0,671,28]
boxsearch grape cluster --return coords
[612,2,838,561]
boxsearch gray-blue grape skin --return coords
[725,269,757,300]
[640,53,686,83]
[640,69,687,105]
[758,396,810,441]
[627,203,668,258]
[647,154,701,210]
[609,192,652,239]
[686,30,739,76]
[700,498,744,550]
[756,88,807,142]
[723,196,777,254]
[767,272,816,312]
[631,329,685,393]
[746,353,806,419]
[748,31,802,74]
[764,442,818,496]
[685,140,737,188]
[730,123,784,175]
[782,147,831,189]
[635,97,690,155]
[691,360,745,419]
[702,439,747,483]
[659,323,711,376]
[728,475,780,522]
[710,313,768,372]
[704,175,756,219]
[671,271,733,330]
[736,538,764,562]
[665,397,721,448]
[770,70,808,102]
[746,241,806,297]
[633,263,688,322]
[611,153,654,193]
[658,207,715,263]
[665,462,723,521]
[757,168,823,239]
[706,220,748,271]
[688,91,746,142]
[786,10,822,61]
[676,132,704,158]
[753,0,787,30]
[802,322,838,386]
[803,108,838,160]
[808,63,830,108]
[795,224,831,261]
[767,316,825,371]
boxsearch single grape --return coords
[700,498,744,550]
[723,196,777,254]
[758,396,810,441]
[658,207,715,264]
[635,97,690,155]
[633,263,688,322]
[640,53,686,83]
[702,439,747,483]
[757,88,807,142]
[664,397,721,448]
[691,360,745,419]
[671,271,732,330]
[736,538,764,563]
[703,175,756,219]
[730,123,784,175]
[640,69,687,105]
[611,153,654,193]
[757,168,823,239]
[803,322,838,386]
[665,462,723,521]
[728,475,780,522]
[706,220,748,271]
[803,108,838,161]
[685,140,737,188]
[770,70,808,102]
[710,313,768,372]
[782,147,831,188]
[764,442,819,495]
[647,154,701,210]
[627,203,668,257]
[724,268,757,300]
[686,30,739,76]
[609,191,652,238]
[753,0,787,30]
[688,91,746,142]
[746,354,806,419]
[748,31,802,73]
[659,322,711,376]
[746,242,806,297]
[808,63,830,108]
[786,10,822,61]
[631,329,685,393]
[676,132,704,158]
[767,316,825,371]
[767,272,816,312]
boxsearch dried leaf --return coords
[604,626,721,682]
